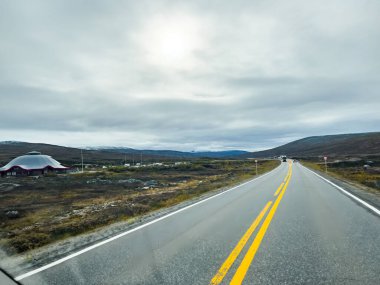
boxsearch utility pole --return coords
[132,154,135,166]
[255,159,258,176]
[81,149,84,173]
[324,156,328,173]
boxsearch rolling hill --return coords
[1,132,378,166]
[93,147,247,159]
[0,142,169,166]
[244,132,380,158]
[0,142,248,166]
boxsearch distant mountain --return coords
[3,131,376,165]
[88,147,248,158]
[0,142,248,166]
[244,132,380,158]
[0,142,168,166]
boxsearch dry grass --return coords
[302,160,380,192]
[0,159,279,255]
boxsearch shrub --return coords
[9,232,50,253]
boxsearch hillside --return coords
[95,147,247,158]
[0,142,248,166]
[245,132,380,158]
[2,132,378,165]
[0,142,169,166]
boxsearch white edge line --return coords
[299,164,380,216]
[15,165,281,281]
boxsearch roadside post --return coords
[324,156,328,173]
[81,149,84,173]
[255,160,258,176]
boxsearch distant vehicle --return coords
[282,156,287,162]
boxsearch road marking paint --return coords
[15,165,283,281]
[209,163,292,284]
[209,201,272,285]
[275,164,291,196]
[274,182,284,196]
[230,166,293,285]
[273,165,292,197]
[300,164,380,216]
[283,170,290,182]
[282,164,292,182]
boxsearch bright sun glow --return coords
[139,14,204,68]
[157,27,190,61]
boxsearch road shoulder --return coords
[300,164,380,211]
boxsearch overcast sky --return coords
[0,0,379,151]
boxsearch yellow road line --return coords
[275,164,291,196]
[283,173,289,182]
[283,167,291,182]
[209,201,273,285]
[230,166,293,285]
[273,182,284,196]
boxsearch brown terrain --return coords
[0,159,279,255]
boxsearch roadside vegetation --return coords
[301,157,380,193]
[0,159,279,255]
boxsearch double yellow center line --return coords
[210,162,293,285]
[274,166,291,196]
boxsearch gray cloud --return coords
[0,0,379,151]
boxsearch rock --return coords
[5,210,20,218]
[117,179,142,184]
[143,180,158,187]
[0,183,20,191]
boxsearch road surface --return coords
[15,162,380,284]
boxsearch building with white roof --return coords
[0,151,68,177]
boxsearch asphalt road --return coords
[16,162,380,284]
